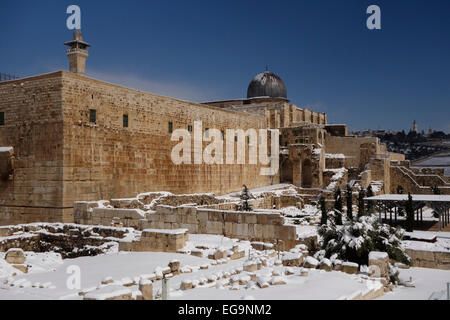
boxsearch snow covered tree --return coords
[366,185,374,213]
[357,188,366,218]
[405,192,414,232]
[334,188,343,225]
[318,215,411,266]
[346,184,353,221]
[397,185,404,194]
[320,195,327,225]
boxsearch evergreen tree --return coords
[357,188,366,218]
[334,188,343,225]
[405,193,414,232]
[345,184,353,221]
[397,185,404,194]
[320,195,327,225]
[431,185,441,195]
[366,185,374,213]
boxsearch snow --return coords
[403,238,450,253]
[325,168,347,190]
[313,148,322,155]
[368,252,388,260]
[142,228,188,235]
[342,261,358,268]
[0,147,13,152]
[325,153,345,159]
[295,225,318,239]
[1,231,449,300]
[366,194,450,202]
[84,285,132,300]
[304,256,319,267]
[379,267,450,300]
[173,268,374,300]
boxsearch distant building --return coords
[413,120,418,133]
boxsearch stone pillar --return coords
[139,279,153,300]
[162,278,170,300]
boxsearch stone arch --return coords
[302,158,313,188]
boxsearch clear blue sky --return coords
[1,0,449,133]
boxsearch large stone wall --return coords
[0,74,66,225]
[324,135,384,170]
[0,71,276,225]
[74,201,299,250]
[390,161,450,195]
[406,248,450,270]
[60,71,274,214]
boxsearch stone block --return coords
[139,279,153,300]
[5,248,25,264]
[342,262,359,274]
[12,264,28,274]
[319,258,332,272]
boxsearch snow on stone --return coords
[325,153,345,159]
[142,228,188,235]
[304,256,319,267]
[325,168,347,190]
[84,285,132,300]
[403,238,450,253]
[369,252,389,260]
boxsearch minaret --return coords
[413,120,418,133]
[64,29,91,75]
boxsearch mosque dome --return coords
[247,71,287,99]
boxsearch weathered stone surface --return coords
[406,249,450,270]
[271,276,287,285]
[342,262,359,274]
[243,262,258,272]
[282,252,303,267]
[319,258,332,272]
[139,279,153,300]
[180,280,193,290]
[5,248,25,264]
[168,260,180,274]
[303,256,319,269]
[368,251,390,280]
[333,259,343,271]
[12,264,28,273]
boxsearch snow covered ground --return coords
[379,267,450,300]
[0,232,448,300]
[172,269,372,300]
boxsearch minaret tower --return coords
[413,120,418,133]
[64,29,91,75]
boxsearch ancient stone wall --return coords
[390,163,450,195]
[74,201,299,250]
[324,135,383,169]
[60,71,274,213]
[0,71,279,225]
[406,248,450,270]
[119,228,188,252]
[0,73,66,225]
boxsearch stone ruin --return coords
[0,223,189,260]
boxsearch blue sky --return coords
[1,0,449,133]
